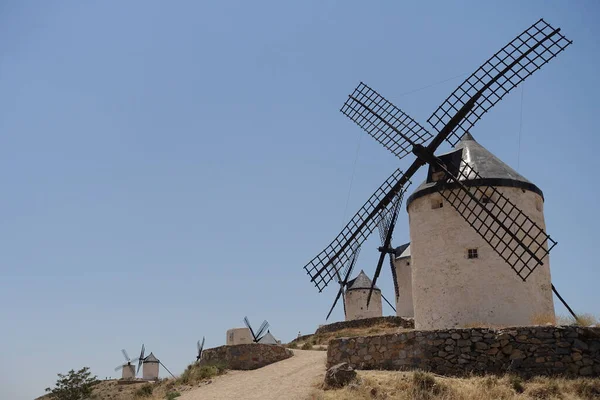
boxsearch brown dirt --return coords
[179,349,326,400]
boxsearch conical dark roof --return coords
[144,352,159,363]
[406,133,543,207]
[346,270,380,292]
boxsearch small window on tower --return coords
[467,248,478,259]
[406,261,410,266]
[431,199,443,209]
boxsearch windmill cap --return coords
[143,352,159,363]
[346,270,380,291]
[406,132,543,208]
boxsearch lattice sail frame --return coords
[341,82,433,160]
[303,168,411,291]
[428,19,572,146]
[437,161,557,281]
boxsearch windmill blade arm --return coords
[122,349,130,362]
[326,259,357,321]
[381,292,397,313]
[243,317,257,340]
[115,365,124,371]
[341,82,433,160]
[389,253,400,299]
[427,19,572,147]
[304,168,412,291]
[255,320,269,339]
[131,358,139,363]
[437,161,556,280]
[368,196,403,307]
[367,249,387,308]
[159,361,176,378]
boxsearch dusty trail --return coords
[179,349,326,400]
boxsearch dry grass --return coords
[557,314,599,327]
[309,370,600,400]
[290,323,411,349]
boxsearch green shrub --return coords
[301,342,313,350]
[508,375,525,393]
[135,383,153,397]
[165,391,181,400]
[177,362,227,385]
[286,342,298,349]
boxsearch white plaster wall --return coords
[121,364,135,380]
[394,256,414,317]
[409,187,554,330]
[143,362,159,380]
[345,289,383,320]
[226,328,253,345]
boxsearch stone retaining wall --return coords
[315,316,414,335]
[327,326,600,377]
[201,344,292,370]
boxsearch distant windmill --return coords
[196,337,205,362]
[243,317,269,343]
[114,349,136,380]
[142,351,175,380]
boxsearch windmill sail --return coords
[428,19,572,147]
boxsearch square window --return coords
[467,248,478,259]
[431,200,443,209]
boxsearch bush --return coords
[165,391,181,400]
[45,367,99,400]
[301,342,313,350]
[177,362,227,385]
[135,384,153,397]
[286,342,298,349]
[573,379,600,398]
[411,371,448,399]
[508,375,525,393]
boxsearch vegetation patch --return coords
[177,361,227,386]
[311,370,600,400]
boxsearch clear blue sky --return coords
[1,1,598,398]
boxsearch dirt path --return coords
[179,349,326,400]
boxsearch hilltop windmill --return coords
[142,351,175,380]
[303,19,575,328]
[196,337,205,362]
[243,317,269,343]
[114,349,136,380]
[325,244,397,321]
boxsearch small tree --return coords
[45,367,99,400]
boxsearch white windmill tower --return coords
[344,270,382,320]
[141,349,175,381]
[323,245,398,322]
[406,133,555,329]
[114,349,137,380]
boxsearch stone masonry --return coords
[327,326,600,377]
[201,343,293,370]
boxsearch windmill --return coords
[142,351,175,380]
[302,19,576,322]
[114,349,136,380]
[243,317,269,343]
[325,244,397,321]
[196,337,205,362]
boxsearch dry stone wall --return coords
[327,326,600,377]
[315,316,414,335]
[201,343,293,370]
